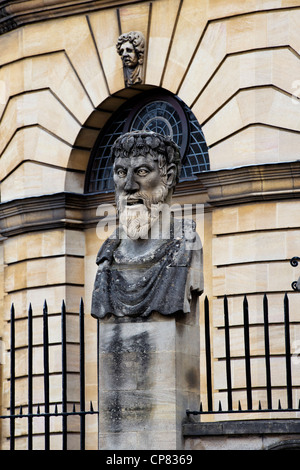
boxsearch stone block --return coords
[226,12,268,54]
[0,127,70,183]
[212,229,292,267]
[146,0,181,86]
[4,230,66,265]
[98,308,200,450]
[3,284,84,322]
[119,3,150,42]
[0,52,93,125]
[88,10,123,95]
[4,255,84,293]
[203,86,300,148]
[180,21,226,107]
[1,162,67,202]
[162,0,207,93]
[209,123,300,171]
[0,90,80,155]
[21,15,109,108]
[212,292,300,328]
[213,261,296,297]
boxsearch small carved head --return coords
[116,31,145,86]
[116,31,145,67]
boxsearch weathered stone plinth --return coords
[97,302,200,450]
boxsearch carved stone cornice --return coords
[0,161,299,237]
[0,0,143,35]
[0,192,87,237]
[198,161,300,207]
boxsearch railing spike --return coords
[73,403,76,413]
[238,400,242,411]
[218,400,222,411]
[278,399,281,410]
[258,400,262,410]
[55,403,58,415]
[90,401,94,412]
[19,405,23,416]
[199,402,203,413]
[37,405,40,415]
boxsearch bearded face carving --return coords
[91,131,203,319]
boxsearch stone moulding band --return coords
[0,0,142,35]
[0,161,299,237]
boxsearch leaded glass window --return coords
[85,92,209,194]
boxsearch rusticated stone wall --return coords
[0,0,300,449]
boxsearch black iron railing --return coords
[187,293,300,417]
[1,292,299,448]
[0,300,98,450]
[291,256,300,291]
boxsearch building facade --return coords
[0,0,300,450]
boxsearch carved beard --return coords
[117,185,169,240]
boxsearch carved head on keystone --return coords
[116,31,145,86]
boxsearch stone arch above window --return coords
[85,90,210,194]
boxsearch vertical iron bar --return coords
[28,303,33,450]
[79,298,85,450]
[204,296,213,412]
[10,304,15,451]
[263,294,272,410]
[43,300,50,450]
[223,296,233,411]
[243,296,252,410]
[284,293,293,409]
[97,319,100,451]
[61,300,67,450]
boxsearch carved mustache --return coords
[117,186,169,212]
[118,192,151,210]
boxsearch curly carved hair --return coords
[111,131,182,185]
[116,31,145,65]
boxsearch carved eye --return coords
[116,168,127,178]
[136,168,150,177]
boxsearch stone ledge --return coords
[0,161,299,237]
[183,419,300,437]
[198,160,300,207]
[0,0,142,35]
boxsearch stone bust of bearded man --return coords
[91,131,203,319]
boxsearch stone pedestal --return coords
[97,300,200,450]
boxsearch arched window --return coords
[85,90,209,194]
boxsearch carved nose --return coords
[124,174,139,192]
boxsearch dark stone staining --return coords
[104,324,153,432]
[107,392,122,433]
[185,367,199,390]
